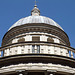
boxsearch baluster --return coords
[71,51,73,58]
[0,50,2,56]
[66,49,69,57]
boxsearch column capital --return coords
[16,69,26,75]
[47,69,57,75]
[47,69,57,73]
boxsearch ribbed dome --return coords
[9,16,63,31]
[8,5,63,31]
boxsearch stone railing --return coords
[0,42,75,58]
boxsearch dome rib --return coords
[8,16,63,31]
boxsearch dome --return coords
[8,5,63,31]
[9,16,63,31]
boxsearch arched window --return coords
[18,38,25,42]
[32,36,40,42]
[8,40,12,44]
[60,41,64,44]
[47,38,54,43]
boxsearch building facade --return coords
[0,4,75,75]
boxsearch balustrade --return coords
[0,42,75,59]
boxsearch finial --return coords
[31,0,40,16]
[35,0,37,5]
[34,0,37,7]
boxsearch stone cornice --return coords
[0,42,74,52]
[2,23,70,46]
[0,63,75,74]
[0,54,75,68]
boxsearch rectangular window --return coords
[54,50,57,54]
[32,45,35,53]
[32,37,40,42]
[10,50,12,55]
[15,50,17,54]
[32,45,40,53]
[48,49,50,54]
[28,49,30,53]
[21,49,24,54]
[41,49,44,53]
[37,45,40,53]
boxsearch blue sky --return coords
[0,0,75,48]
